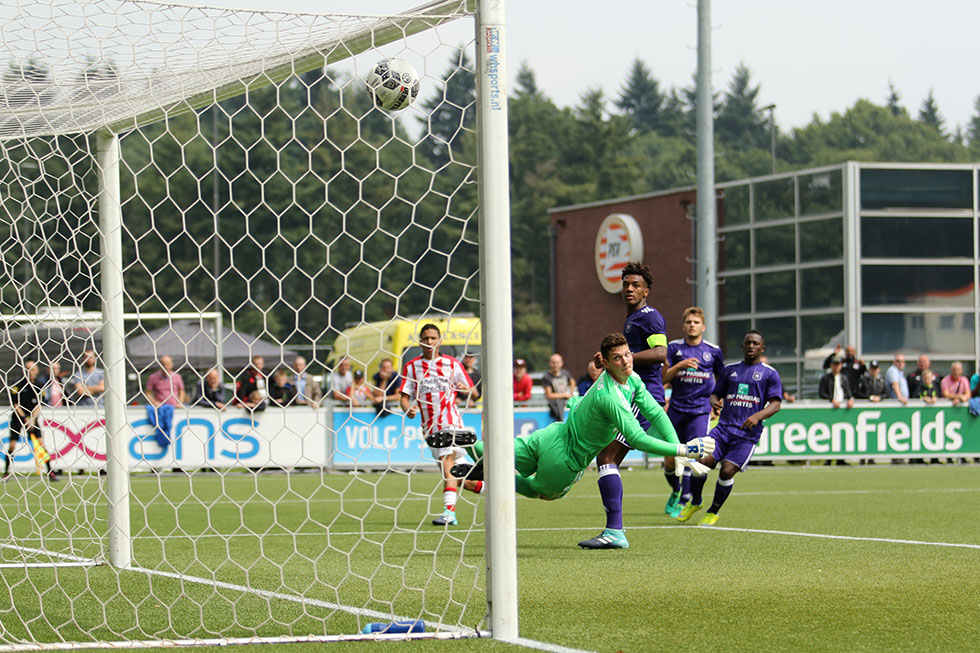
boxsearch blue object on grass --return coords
[361,619,425,634]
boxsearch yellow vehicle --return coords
[327,315,481,376]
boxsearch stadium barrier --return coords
[1,407,328,473]
[755,401,980,460]
[3,401,977,474]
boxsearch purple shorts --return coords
[667,408,710,444]
[709,425,758,470]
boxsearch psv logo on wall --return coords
[594,214,643,293]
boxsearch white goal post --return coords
[0,0,516,648]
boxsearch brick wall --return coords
[549,190,705,379]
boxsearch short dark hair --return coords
[621,261,652,288]
[419,323,440,337]
[745,329,765,343]
[600,332,628,360]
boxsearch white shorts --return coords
[430,445,465,461]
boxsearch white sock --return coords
[444,487,458,511]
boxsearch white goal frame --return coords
[0,0,517,647]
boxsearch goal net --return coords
[0,0,517,647]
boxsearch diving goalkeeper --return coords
[443,333,714,515]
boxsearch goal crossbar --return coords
[0,0,473,141]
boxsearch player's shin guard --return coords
[597,464,623,530]
[680,468,692,504]
[689,473,708,506]
[443,486,458,513]
[708,477,734,514]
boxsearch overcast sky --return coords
[179,0,980,134]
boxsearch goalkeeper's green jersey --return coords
[563,370,679,470]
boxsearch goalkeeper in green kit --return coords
[447,333,715,507]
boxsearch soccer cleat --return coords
[675,502,702,523]
[577,528,629,549]
[699,512,719,526]
[449,461,483,481]
[432,509,457,526]
[47,470,60,482]
[425,429,477,449]
[664,490,682,516]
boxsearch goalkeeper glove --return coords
[676,456,710,477]
[678,436,715,460]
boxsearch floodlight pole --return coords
[763,104,777,174]
[475,0,519,641]
[696,0,718,336]
[97,130,133,569]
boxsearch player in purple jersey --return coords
[580,262,673,550]
[663,307,725,512]
[676,329,782,526]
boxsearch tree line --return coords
[1,54,977,372]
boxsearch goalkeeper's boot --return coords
[450,461,483,482]
[664,490,682,517]
[675,502,703,523]
[425,429,477,449]
[699,512,719,526]
[577,528,629,549]
[432,509,458,526]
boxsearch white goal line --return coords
[0,540,593,653]
[0,540,492,648]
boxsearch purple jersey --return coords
[713,360,782,443]
[624,305,667,403]
[666,338,724,414]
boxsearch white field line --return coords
[0,632,480,652]
[0,632,594,653]
[693,525,980,550]
[8,485,980,510]
[501,637,596,653]
[1,519,970,653]
[0,542,100,564]
[0,562,98,569]
[3,521,978,552]
[0,541,490,643]
[0,542,589,653]
[125,564,480,636]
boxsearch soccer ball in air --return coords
[366,58,420,111]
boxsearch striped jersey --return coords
[399,354,473,435]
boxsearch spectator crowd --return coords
[5,340,979,471]
[11,344,980,420]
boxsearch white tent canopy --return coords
[125,319,297,372]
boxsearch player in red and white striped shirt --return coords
[400,323,481,526]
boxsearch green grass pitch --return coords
[1,464,978,652]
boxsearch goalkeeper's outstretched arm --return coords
[607,397,708,459]
[632,378,679,445]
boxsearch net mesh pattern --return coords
[0,0,490,646]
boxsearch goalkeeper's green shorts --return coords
[514,422,584,500]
